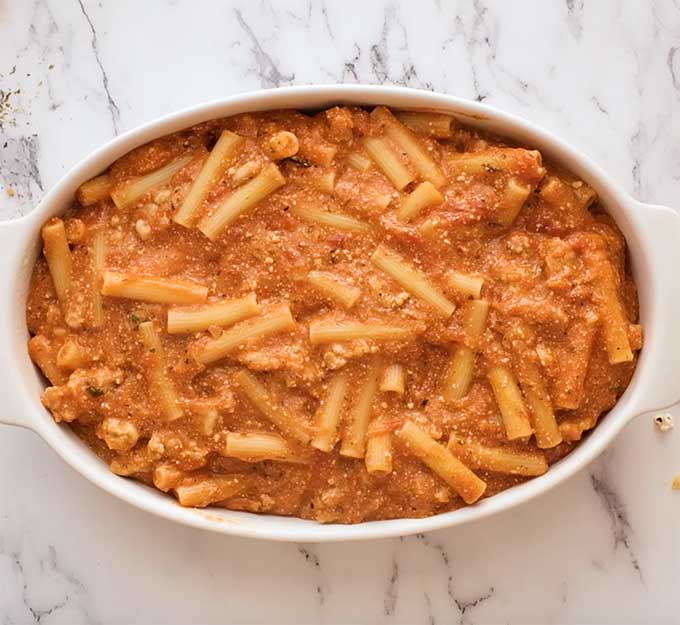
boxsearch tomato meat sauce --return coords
[26,106,641,523]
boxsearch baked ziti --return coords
[26,106,642,522]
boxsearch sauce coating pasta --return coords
[26,106,641,523]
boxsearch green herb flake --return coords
[129,313,145,328]
[284,156,312,168]
[86,386,104,397]
[483,164,502,173]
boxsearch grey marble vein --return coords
[565,0,585,41]
[234,9,295,88]
[297,545,326,606]
[319,0,334,41]
[590,469,644,582]
[1,539,98,625]
[0,135,43,214]
[423,591,436,625]
[668,46,680,91]
[368,5,434,90]
[451,6,489,102]
[76,0,120,134]
[592,96,609,115]
[414,533,494,625]
[383,553,399,616]
[335,43,362,83]
[21,0,59,63]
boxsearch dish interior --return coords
[22,101,642,526]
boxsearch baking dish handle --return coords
[0,215,37,430]
[631,201,680,415]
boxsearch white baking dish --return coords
[1,85,678,542]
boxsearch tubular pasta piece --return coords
[153,464,186,492]
[552,320,598,409]
[396,420,486,504]
[362,136,414,190]
[29,335,67,385]
[42,218,72,304]
[291,205,369,233]
[375,107,447,187]
[76,174,112,206]
[111,154,195,209]
[516,362,562,449]
[365,428,393,475]
[419,217,440,238]
[174,130,245,227]
[307,271,361,309]
[309,321,414,344]
[395,111,455,138]
[442,346,475,402]
[56,339,85,372]
[596,262,634,364]
[448,271,484,299]
[311,170,336,194]
[311,373,349,452]
[340,366,379,458]
[506,322,562,448]
[487,366,533,440]
[167,294,259,334]
[102,271,208,305]
[198,163,285,240]
[559,416,596,442]
[448,434,548,476]
[224,432,310,463]
[138,321,183,421]
[346,152,372,172]
[495,178,532,226]
[371,246,455,318]
[174,475,244,507]
[380,364,406,394]
[195,305,296,365]
[464,299,490,348]
[447,149,542,176]
[234,369,311,444]
[91,230,106,327]
[396,181,444,222]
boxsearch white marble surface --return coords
[1,1,680,623]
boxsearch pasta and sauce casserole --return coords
[26,106,641,523]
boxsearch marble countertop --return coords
[1,1,679,623]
